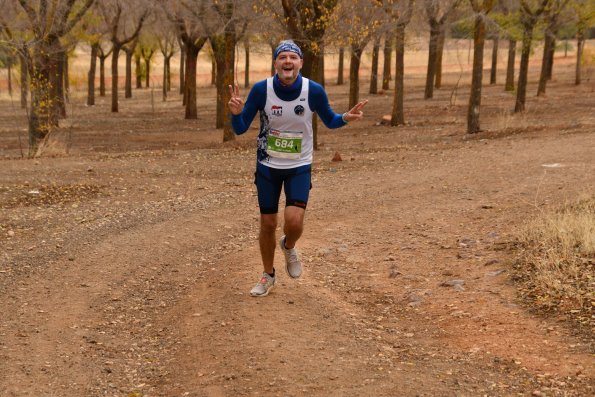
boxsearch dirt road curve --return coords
[1,77,594,395]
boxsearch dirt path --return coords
[1,122,593,396]
[1,52,594,396]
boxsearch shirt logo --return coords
[294,105,305,116]
[299,98,306,101]
[271,105,282,116]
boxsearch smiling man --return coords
[228,40,368,297]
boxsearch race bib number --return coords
[267,129,303,159]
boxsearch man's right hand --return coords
[228,84,244,115]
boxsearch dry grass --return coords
[513,196,595,329]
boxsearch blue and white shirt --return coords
[231,74,346,169]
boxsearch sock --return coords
[267,268,275,278]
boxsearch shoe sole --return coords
[280,236,302,279]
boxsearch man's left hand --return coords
[343,100,368,122]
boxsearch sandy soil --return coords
[0,50,594,396]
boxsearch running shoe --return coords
[250,272,276,297]
[279,235,303,278]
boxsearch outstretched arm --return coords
[310,81,368,128]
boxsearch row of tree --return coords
[0,0,593,157]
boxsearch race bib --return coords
[266,129,303,159]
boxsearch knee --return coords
[284,214,303,233]
[260,216,277,233]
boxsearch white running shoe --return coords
[279,235,303,278]
[250,272,276,297]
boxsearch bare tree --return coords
[157,27,177,100]
[496,0,521,92]
[467,0,496,134]
[337,47,345,84]
[204,1,250,140]
[382,31,393,90]
[424,0,460,99]
[537,0,570,96]
[387,0,415,126]
[97,44,112,96]
[573,0,594,85]
[1,0,94,156]
[122,36,139,97]
[370,36,382,94]
[176,35,185,95]
[99,0,148,113]
[335,0,384,108]
[515,0,550,113]
[81,7,109,106]
[140,41,157,88]
[162,0,208,119]
[281,0,338,83]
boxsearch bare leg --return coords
[259,213,277,274]
[283,206,305,249]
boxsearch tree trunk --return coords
[391,26,405,126]
[382,34,392,90]
[467,14,486,134]
[575,32,584,85]
[490,37,498,85]
[53,47,66,119]
[244,41,250,88]
[111,45,121,113]
[20,56,28,109]
[166,56,172,91]
[163,58,168,102]
[28,47,54,156]
[125,50,133,98]
[301,44,323,150]
[505,39,516,91]
[145,56,151,88]
[435,30,445,89]
[300,44,324,83]
[135,53,142,89]
[7,64,12,96]
[179,45,185,95]
[64,53,69,102]
[337,47,344,85]
[348,46,363,109]
[212,31,237,141]
[87,43,98,106]
[369,39,380,94]
[211,52,216,86]
[99,56,106,97]
[222,32,236,141]
[184,42,200,119]
[546,38,555,80]
[270,43,275,76]
[537,32,554,96]
[424,24,440,99]
[515,24,535,113]
[320,44,325,87]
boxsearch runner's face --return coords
[274,51,303,85]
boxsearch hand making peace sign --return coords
[228,84,244,115]
[342,99,368,123]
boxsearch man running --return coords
[228,40,367,297]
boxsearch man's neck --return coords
[279,77,297,86]
[275,74,301,90]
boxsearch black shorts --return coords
[255,162,312,214]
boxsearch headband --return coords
[274,41,303,59]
